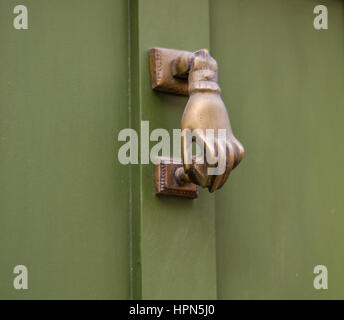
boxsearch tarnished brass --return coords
[154,157,199,199]
[150,48,191,95]
[151,48,244,198]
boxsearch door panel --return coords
[1,0,343,300]
[130,0,217,299]
[212,0,344,299]
[0,0,129,299]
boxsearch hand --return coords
[180,50,244,192]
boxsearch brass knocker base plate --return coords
[150,48,190,96]
[154,157,198,199]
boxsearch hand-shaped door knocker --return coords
[150,48,244,199]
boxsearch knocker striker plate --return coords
[154,157,199,199]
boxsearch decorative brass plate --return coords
[149,48,190,95]
[154,157,199,199]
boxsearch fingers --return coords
[216,140,235,190]
[188,158,210,188]
[215,137,245,190]
[231,136,245,169]
[181,129,194,172]
[209,138,227,192]
[191,131,216,187]
[181,128,244,191]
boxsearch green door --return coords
[1,0,344,300]
[0,0,130,299]
[212,0,344,299]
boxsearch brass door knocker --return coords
[150,48,244,199]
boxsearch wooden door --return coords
[1,0,343,300]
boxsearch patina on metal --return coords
[150,48,191,95]
[155,157,199,199]
[150,48,244,198]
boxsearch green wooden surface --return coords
[0,0,129,299]
[130,0,217,299]
[1,0,343,300]
[212,0,344,299]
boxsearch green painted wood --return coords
[130,0,217,299]
[211,0,344,299]
[0,0,129,299]
[3,0,341,301]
